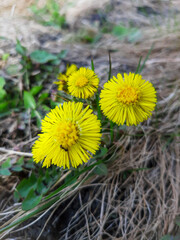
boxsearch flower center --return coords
[55,121,79,150]
[117,86,139,105]
[75,76,89,87]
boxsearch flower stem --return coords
[108,51,114,142]
[110,121,114,142]
[108,51,112,81]
[96,93,102,121]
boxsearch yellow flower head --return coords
[54,64,78,92]
[68,67,99,99]
[32,102,102,169]
[100,73,157,126]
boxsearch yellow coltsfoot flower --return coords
[68,67,99,99]
[32,102,102,169]
[100,73,157,126]
[54,64,78,92]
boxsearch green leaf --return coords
[0,77,5,88]
[25,163,35,169]
[31,109,42,128]
[96,147,108,158]
[6,64,19,76]
[25,158,35,169]
[23,91,36,109]
[16,156,24,166]
[57,50,68,59]
[0,168,11,176]
[50,100,59,108]
[44,169,51,184]
[16,173,37,198]
[0,89,6,100]
[112,25,129,38]
[22,189,42,211]
[38,93,49,104]
[160,236,173,240]
[94,163,108,176]
[112,25,141,43]
[2,53,10,61]
[30,50,57,63]
[14,189,20,202]
[42,65,53,72]
[30,86,43,96]
[11,165,23,172]
[0,102,8,112]
[16,40,27,56]
[51,59,61,65]
[1,158,11,168]
[37,177,47,194]
[42,104,51,111]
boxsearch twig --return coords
[0,148,33,157]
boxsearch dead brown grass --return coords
[55,71,180,239]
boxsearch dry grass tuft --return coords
[56,75,180,239]
[1,57,179,239]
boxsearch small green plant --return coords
[30,0,66,28]
[14,165,61,211]
[75,28,102,44]
[0,157,34,176]
[112,24,142,43]
[0,40,67,126]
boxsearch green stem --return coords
[0,196,59,234]
[110,121,114,142]
[45,159,103,200]
[139,43,154,74]
[108,51,114,142]
[96,93,102,121]
[108,51,112,81]
[91,57,101,120]
[134,56,142,76]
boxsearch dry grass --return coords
[0,0,109,23]
[54,72,179,239]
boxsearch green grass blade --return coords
[108,51,112,81]
[135,56,142,76]
[45,159,103,200]
[0,196,59,234]
[139,43,154,73]
[96,93,102,121]
[91,58,95,71]
[110,121,114,142]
